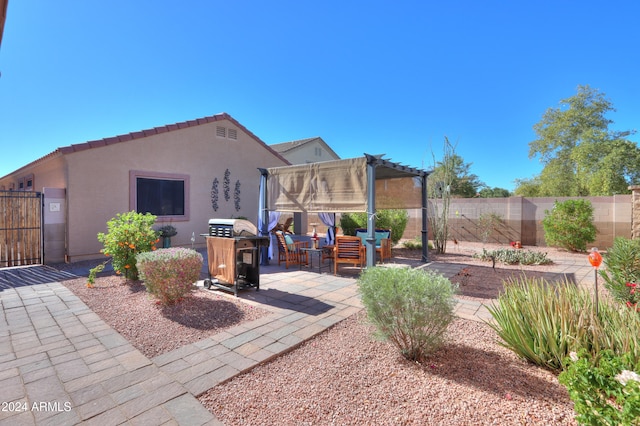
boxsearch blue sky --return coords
[1,1,638,191]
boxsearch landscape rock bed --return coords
[59,242,587,424]
[63,276,270,358]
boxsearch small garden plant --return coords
[136,247,203,305]
[542,199,597,252]
[473,248,552,265]
[96,211,159,280]
[559,350,640,425]
[401,237,433,250]
[358,266,457,362]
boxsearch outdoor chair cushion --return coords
[355,229,391,248]
[284,234,296,251]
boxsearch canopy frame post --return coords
[366,156,377,268]
[258,168,270,265]
[421,173,429,262]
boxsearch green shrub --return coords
[358,266,457,362]
[97,211,160,280]
[340,209,409,244]
[542,199,597,252]
[559,350,640,426]
[601,237,640,308]
[377,209,409,244]
[136,248,203,305]
[340,212,366,236]
[488,277,640,372]
[402,237,433,250]
[402,238,422,250]
[473,248,552,265]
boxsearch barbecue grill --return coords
[203,219,269,296]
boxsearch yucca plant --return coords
[597,301,640,365]
[487,277,596,371]
[488,276,640,371]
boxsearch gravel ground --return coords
[200,311,576,425]
[59,242,583,425]
[198,243,580,425]
[62,275,271,358]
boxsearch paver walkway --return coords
[0,256,595,425]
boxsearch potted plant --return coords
[157,224,177,248]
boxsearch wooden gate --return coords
[0,191,43,267]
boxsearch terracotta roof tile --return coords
[88,140,107,149]
[1,112,290,178]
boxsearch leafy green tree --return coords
[428,153,484,198]
[513,177,542,197]
[521,85,639,196]
[478,187,511,198]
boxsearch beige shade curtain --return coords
[267,157,368,213]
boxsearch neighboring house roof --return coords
[2,112,290,178]
[271,137,341,160]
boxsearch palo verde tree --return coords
[520,85,640,196]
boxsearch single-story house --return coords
[0,112,290,264]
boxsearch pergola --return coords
[259,154,431,267]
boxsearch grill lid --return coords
[208,219,258,237]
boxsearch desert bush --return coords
[488,276,640,372]
[402,237,433,250]
[136,248,203,305]
[96,211,159,280]
[559,350,640,426]
[358,266,457,362]
[477,212,503,245]
[473,248,552,265]
[340,209,409,244]
[601,237,640,309]
[542,199,596,252]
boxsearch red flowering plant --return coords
[625,282,640,311]
[600,238,640,312]
[96,211,160,280]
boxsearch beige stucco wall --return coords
[281,140,339,164]
[399,195,631,250]
[59,118,287,261]
[0,155,67,191]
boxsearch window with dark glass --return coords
[136,177,185,216]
